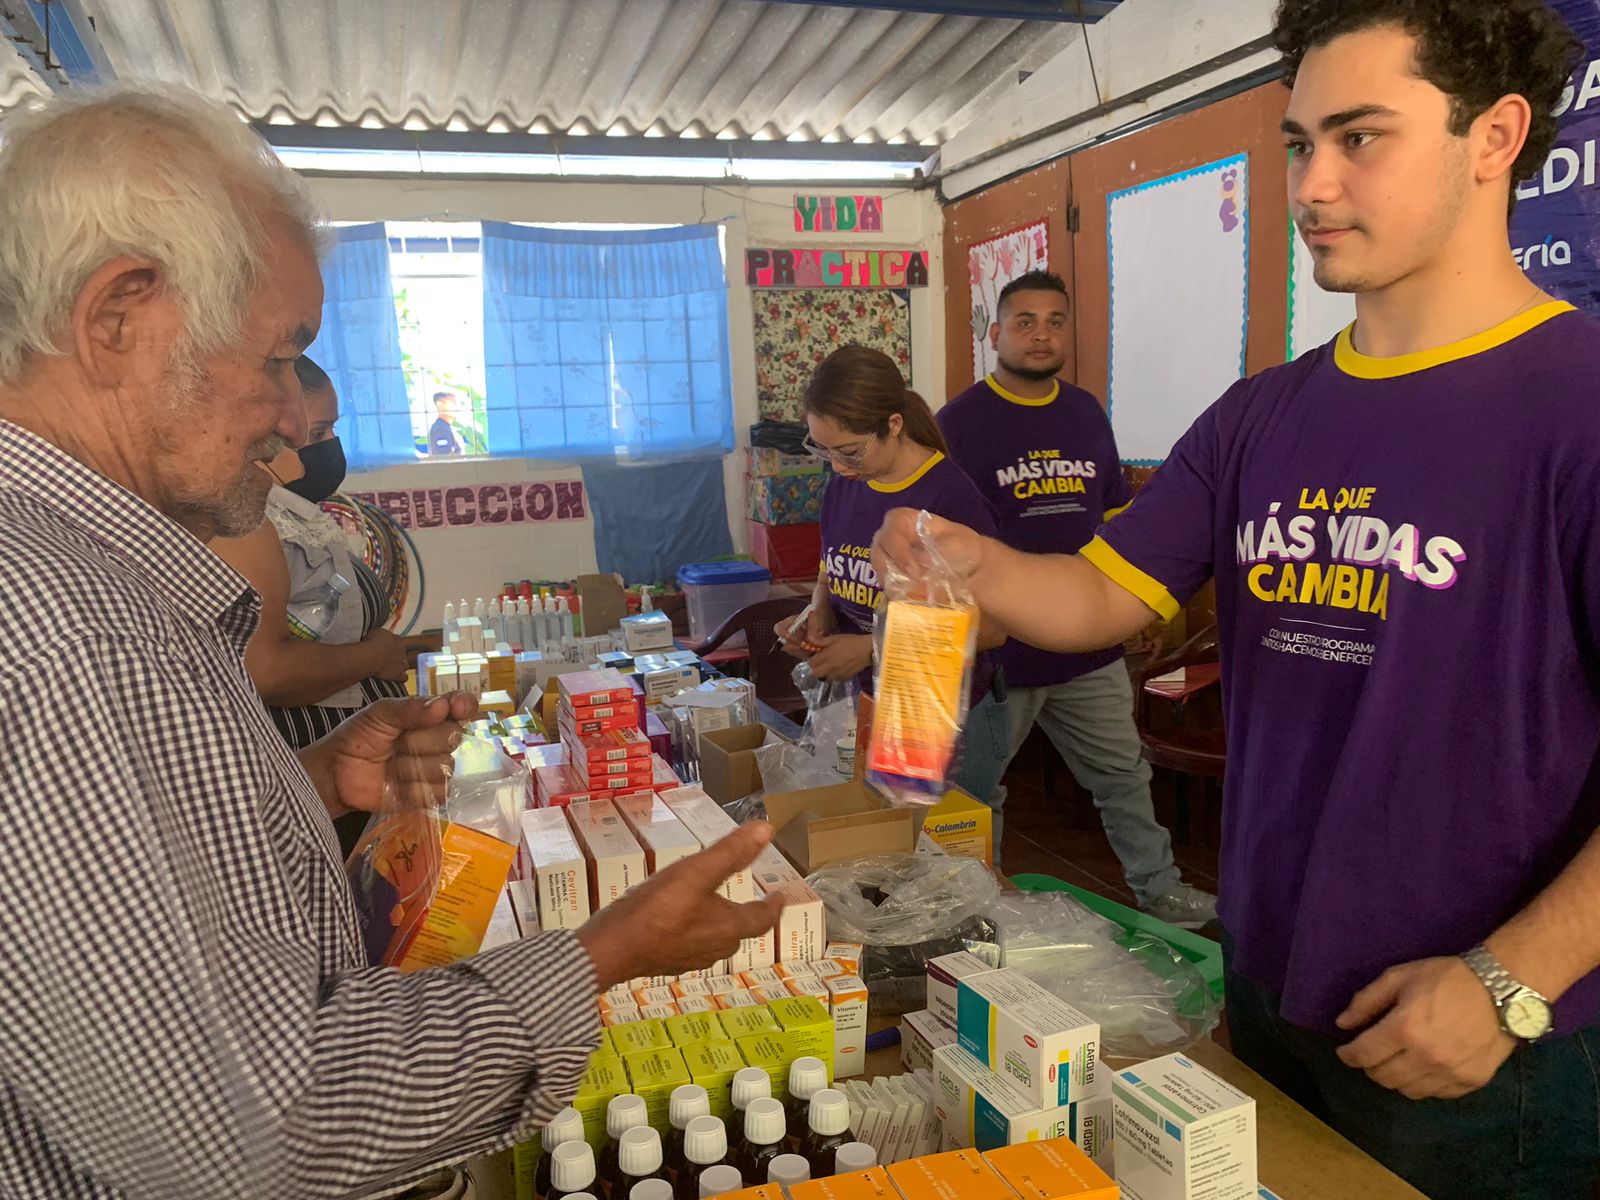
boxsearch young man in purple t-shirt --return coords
[878,3,1598,1196]
[938,271,1216,928]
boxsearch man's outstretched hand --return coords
[577,822,787,990]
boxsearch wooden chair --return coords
[690,596,812,717]
[1132,624,1226,845]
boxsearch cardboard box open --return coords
[699,724,781,806]
[764,780,919,873]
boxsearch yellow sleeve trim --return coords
[1079,536,1181,623]
[1102,502,1131,522]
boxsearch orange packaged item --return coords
[789,1168,897,1200]
[887,1149,1014,1200]
[981,1138,1119,1200]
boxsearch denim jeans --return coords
[1223,933,1600,1200]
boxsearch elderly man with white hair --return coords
[0,88,783,1199]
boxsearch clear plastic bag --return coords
[867,510,979,804]
[806,853,1003,1015]
[748,659,858,800]
[346,734,526,970]
[986,891,1220,1064]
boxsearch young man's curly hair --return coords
[1273,0,1582,189]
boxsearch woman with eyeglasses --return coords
[779,344,1013,825]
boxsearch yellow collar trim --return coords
[985,374,1060,407]
[1334,300,1575,380]
[870,450,945,493]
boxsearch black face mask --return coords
[284,436,346,504]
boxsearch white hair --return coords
[0,86,325,386]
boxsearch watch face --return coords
[1505,993,1553,1039]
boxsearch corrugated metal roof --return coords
[0,38,49,111]
[74,0,1089,146]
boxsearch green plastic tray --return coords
[1010,873,1225,1004]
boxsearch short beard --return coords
[997,353,1064,382]
[156,345,280,539]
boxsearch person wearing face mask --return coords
[775,345,1011,815]
[213,355,410,847]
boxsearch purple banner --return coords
[1511,0,1600,316]
[344,480,587,531]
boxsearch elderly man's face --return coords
[152,211,323,538]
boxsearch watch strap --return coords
[1461,944,1523,1006]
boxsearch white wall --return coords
[303,175,944,625]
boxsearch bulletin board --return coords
[967,222,1050,380]
[751,288,912,421]
[1287,218,1356,359]
[1106,154,1250,464]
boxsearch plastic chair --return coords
[690,596,811,717]
[1132,624,1225,845]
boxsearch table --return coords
[1142,661,1222,702]
[860,1024,1426,1199]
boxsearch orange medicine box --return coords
[789,1167,897,1200]
[711,1189,785,1200]
[887,1148,1015,1200]
[982,1137,1120,1200]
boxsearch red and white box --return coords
[564,726,651,764]
[535,764,612,809]
[558,668,635,708]
[561,702,639,736]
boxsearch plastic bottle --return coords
[801,1090,852,1179]
[730,1068,771,1119]
[767,1154,810,1196]
[543,596,563,652]
[534,1107,586,1200]
[287,572,351,641]
[631,1182,673,1200]
[517,596,534,652]
[547,1141,598,1200]
[833,1143,877,1175]
[597,1094,649,1195]
[674,1115,730,1200]
[696,1165,742,1200]
[665,1085,711,1181]
[473,597,487,622]
[784,1058,828,1150]
[734,1098,788,1187]
[616,1126,669,1200]
[558,595,577,642]
[640,589,655,612]
[443,601,457,639]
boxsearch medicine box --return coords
[666,1010,722,1048]
[622,1047,692,1133]
[559,668,634,708]
[681,1039,744,1124]
[982,1136,1120,1200]
[824,975,868,1079]
[751,844,828,964]
[717,1004,779,1041]
[887,1148,1015,1200]
[608,1017,673,1056]
[901,1010,957,1075]
[574,1052,628,1149]
[769,995,836,1079]
[1112,1054,1256,1200]
[736,1031,796,1106]
[517,808,590,931]
[934,1045,1109,1160]
[788,1167,897,1200]
[660,786,759,901]
[564,799,646,910]
[925,950,999,1031]
[957,969,1104,1108]
[613,791,703,873]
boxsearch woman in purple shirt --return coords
[778,346,1011,814]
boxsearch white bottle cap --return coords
[834,1142,877,1174]
[768,1154,810,1189]
[670,1084,711,1132]
[607,1093,648,1138]
[630,1181,673,1200]
[788,1057,828,1104]
[743,1098,786,1148]
[564,1194,598,1200]
[542,1106,585,1150]
[731,1067,771,1112]
[808,1089,851,1138]
[684,1115,728,1166]
[619,1126,663,1177]
[698,1164,744,1199]
[550,1141,596,1193]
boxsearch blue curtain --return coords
[583,460,734,586]
[307,224,412,470]
[482,222,735,461]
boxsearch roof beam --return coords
[0,0,113,87]
[760,0,1118,22]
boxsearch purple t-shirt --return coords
[1087,302,1600,1036]
[819,450,999,699]
[939,375,1134,687]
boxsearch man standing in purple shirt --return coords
[939,270,1217,928]
[878,2,1598,1196]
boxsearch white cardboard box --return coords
[925,950,1000,1030]
[564,798,646,910]
[613,791,703,873]
[1112,1053,1256,1200]
[955,968,1105,1108]
[751,843,828,964]
[826,973,870,1079]
[518,808,590,931]
[660,786,758,901]
[900,1009,957,1075]
[933,1044,1114,1167]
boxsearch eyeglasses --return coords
[802,431,877,469]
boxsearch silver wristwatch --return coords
[1460,944,1554,1041]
